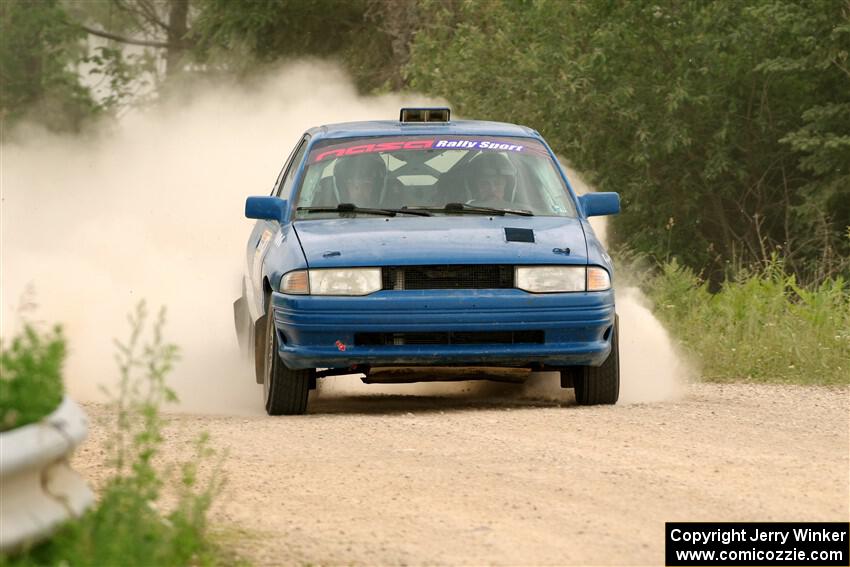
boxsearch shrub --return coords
[646,257,850,385]
[2,303,234,566]
[0,325,65,432]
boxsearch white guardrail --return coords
[0,397,94,553]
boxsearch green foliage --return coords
[190,0,417,91]
[0,0,100,132]
[406,0,850,284]
[646,258,850,385]
[0,325,65,432]
[3,303,232,566]
[85,45,156,110]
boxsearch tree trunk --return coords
[369,0,419,89]
[165,0,188,77]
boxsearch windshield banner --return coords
[309,136,548,163]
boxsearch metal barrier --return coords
[0,397,94,553]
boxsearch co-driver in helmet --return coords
[465,152,518,209]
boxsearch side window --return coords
[274,136,310,198]
[270,138,299,195]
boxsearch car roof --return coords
[306,119,540,142]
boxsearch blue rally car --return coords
[234,108,621,415]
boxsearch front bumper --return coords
[271,289,616,369]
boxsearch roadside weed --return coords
[0,325,65,431]
[646,258,849,385]
[2,302,236,566]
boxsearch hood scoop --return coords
[504,227,535,243]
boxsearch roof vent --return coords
[400,107,451,123]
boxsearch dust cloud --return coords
[1,62,687,414]
[570,168,691,403]
[1,61,441,414]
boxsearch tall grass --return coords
[2,302,238,566]
[646,258,850,385]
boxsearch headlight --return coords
[514,266,611,293]
[515,266,586,293]
[310,268,382,295]
[280,268,382,295]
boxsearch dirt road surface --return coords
[76,381,849,566]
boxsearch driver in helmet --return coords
[333,153,387,207]
[465,152,518,209]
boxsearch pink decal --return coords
[374,141,405,151]
[401,139,435,150]
[314,148,347,162]
[344,144,372,155]
[312,139,436,162]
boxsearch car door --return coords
[246,135,311,320]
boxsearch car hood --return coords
[293,216,588,268]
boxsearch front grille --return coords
[355,330,544,346]
[381,265,514,290]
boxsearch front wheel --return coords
[574,315,620,406]
[263,304,313,415]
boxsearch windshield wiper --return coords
[297,203,431,217]
[403,203,534,216]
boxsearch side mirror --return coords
[579,193,620,217]
[245,196,288,223]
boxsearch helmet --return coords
[465,152,517,198]
[334,153,387,197]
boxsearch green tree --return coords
[190,0,416,91]
[407,0,850,283]
[71,0,192,79]
[0,0,99,132]
[754,1,850,281]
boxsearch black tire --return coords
[574,315,620,405]
[262,302,313,415]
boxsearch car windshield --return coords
[293,135,577,218]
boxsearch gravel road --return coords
[76,381,849,566]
